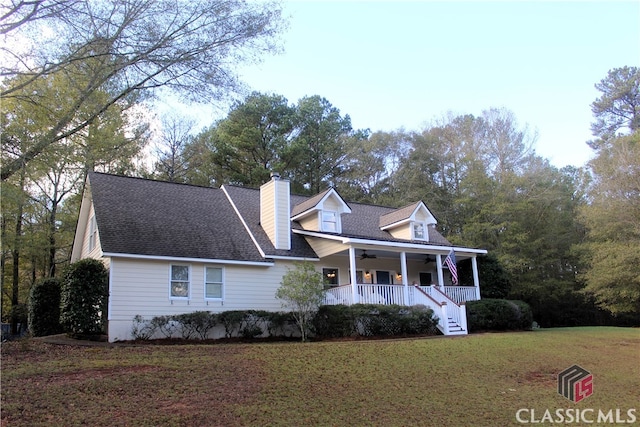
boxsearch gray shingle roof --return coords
[222,185,318,258]
[89,173,267,262]
[88,173,453,262]
[337,202,451,246]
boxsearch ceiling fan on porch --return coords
[424,255,436,264]
[360,250,377,260]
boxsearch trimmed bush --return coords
[313,304,439,339]
[28,278,63,337]
[264,311,295,337]
[60,258,109,339]
[313,305,357,338]
[60,258,108,338]
[131,315,157,340]
[466,299,533,332]
[240,310,268,338]
[217,310,246,338]
[174,311,217,339]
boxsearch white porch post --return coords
[436,254,445,287]
[349,247,359,304]
[471,256,481,300]
[400,251,409,305]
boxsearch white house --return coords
[72,172,487,341]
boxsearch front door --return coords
[376,270,391,285]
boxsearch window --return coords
[322,211,338,232]
[205,266,223,299]
[170,265,190,298]
[88,216,97,251]
[323,268,339,289]
[413,222,426,240]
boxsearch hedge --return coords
[466,298,533,332]
[28,278,63,337]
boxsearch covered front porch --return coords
[310,244,487,336]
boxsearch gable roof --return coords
[290,187,351,218]
[290,188,331,217]
[88,173,268,263]
[379,202,422,228]
[222,185,318,259]
[379,201,436,229]
[86,173,455,263]
[335,202,451,246]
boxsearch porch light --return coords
[365,271,370,277]
[396,273,402,280]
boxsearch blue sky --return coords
[189,1,640,168]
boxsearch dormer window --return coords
[322,211,338,232]
[413,222,426,240]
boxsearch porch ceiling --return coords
[336,247,477,262]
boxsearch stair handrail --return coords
[430,285,467,333]
[412,285,449,335]
[431,285,460,307]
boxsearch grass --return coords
[1,327,638,426]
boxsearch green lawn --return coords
[2,327,638,426]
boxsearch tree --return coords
[275,262,326,342]
[578,131,640,315]
[207,92,298,187]
[153,115,196,183]
[1,0,286,180]
[292,96,353,194]
[590,66,640,143]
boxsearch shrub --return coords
[131,315,158,340]
[313,305,357,338]
[174,311,217,339]
[153,315,178,338]
[60,259,108,338]
[466,299,533,332]
[240,310,268,339]
[402,304,440,335]
[28,278,63,337]
[264,311,294,337]
[313,304,439,339]
[217,310,246,338]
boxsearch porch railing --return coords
[323,284,470,336]
[443,286,477,304]
[323,284,479,307]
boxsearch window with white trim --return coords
[88,215,97,251]
[413,222,426,240]
[205,266,224,299]
[170,265,190,299]
[322,210,338,232]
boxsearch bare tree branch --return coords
[1,0,285,180]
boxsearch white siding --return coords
[260,181,276,245]
[78,203,103,260]
[274,182,290,249]
[107,258,298,342]
[260,178,291,250]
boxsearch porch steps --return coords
[446,318,467,335]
